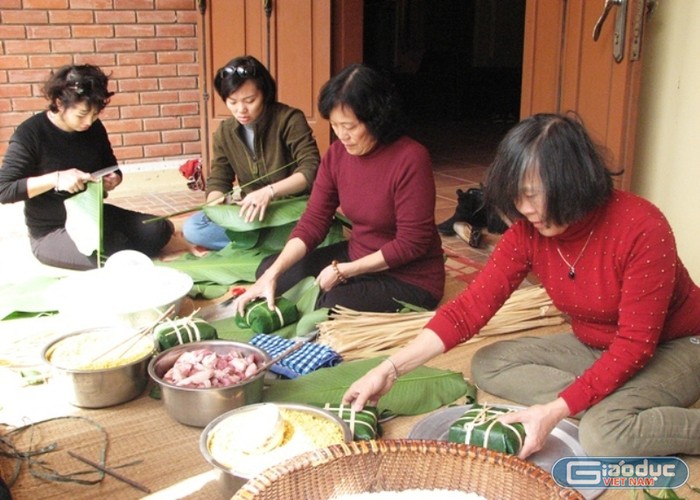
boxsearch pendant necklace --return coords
[556,230,594,280]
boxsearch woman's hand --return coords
[343,329,446,412]
[316,261,347,292]
[343,359,398,411]
[100,172,121,192]
[498,398,570,459]
[56,168,91,194]
[237,185,275,223]
[232,270,278,315]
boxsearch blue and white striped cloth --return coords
[250,333,342,379]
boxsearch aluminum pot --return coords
[42,327,157,409]
[147,340,271,428]
[200,403,352,497]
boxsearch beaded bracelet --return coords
[55,170,60,192]
[331,260,348,284]
[268,184,275,199]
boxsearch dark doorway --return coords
[363,0,526,156]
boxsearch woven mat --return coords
[1,255,697,499]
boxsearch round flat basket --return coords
[233,439,584,500]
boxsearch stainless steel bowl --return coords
[42,327,157,409]
[200,403,352,497]
[148,340,271,428]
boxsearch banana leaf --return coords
[0,276,62,321]
[203,196,309,231]
[64,181,103,259]
[263,357,474,416]
[156,247,269,285]
[224,229,260,250]
[158,218,346,299]
[189,282,229,299]
[213,277,323,341]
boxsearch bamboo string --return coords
[317,286,565,360]
[142,159,298,223]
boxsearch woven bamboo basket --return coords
[233,439,584,500]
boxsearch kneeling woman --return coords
[234,64,445,313]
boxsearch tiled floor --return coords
[1,118,512,286]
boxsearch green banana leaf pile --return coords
[158,197,346,299]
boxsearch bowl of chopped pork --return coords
[147,340,271,427]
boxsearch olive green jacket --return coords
[206,102,320,197]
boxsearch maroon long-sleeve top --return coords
[289,136,445,301]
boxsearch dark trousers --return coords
[256,241,439,312]
[30,204,173,270]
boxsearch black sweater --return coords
[0,112,118,238]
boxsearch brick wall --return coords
[0,0,202,164]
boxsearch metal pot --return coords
[200,403,352,497]
[147,340,271,428]
[42,327,156,408]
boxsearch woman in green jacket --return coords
[183,55,320,250]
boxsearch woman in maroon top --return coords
[233,63,445,313]
[344,114,700,458]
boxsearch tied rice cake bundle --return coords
[316,403,382,441]
[234,297,299,333]
[448,404,526,455]
[154,317,218,350]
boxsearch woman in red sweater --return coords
[344,113,700,458]
[233,64,445,313]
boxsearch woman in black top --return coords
[0,64,173,270]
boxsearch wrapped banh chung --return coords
[154,317,218,350]
[447,403,526,455]
[235,297,299,334]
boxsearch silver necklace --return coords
[556,230,594,280]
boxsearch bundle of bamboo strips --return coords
[317,286,565,360]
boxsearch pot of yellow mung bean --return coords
[200,403,352,497]
[42,326,157,408]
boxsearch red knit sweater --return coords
[426,190,700,414]
[290,136,445,301]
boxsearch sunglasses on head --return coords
[66,71,92,95]
[218,63,256,80]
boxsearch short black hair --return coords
[44,64,114,113]
[317,63,407,144]
[484,113,614,226]
[213,55,276,107]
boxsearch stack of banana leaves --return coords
[157,196,347,299]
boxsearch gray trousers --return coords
[471,332,700,456]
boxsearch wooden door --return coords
[520,0,653,190]
[197,0,331,171]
